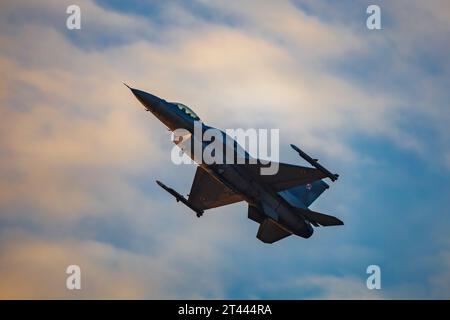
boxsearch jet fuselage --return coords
[128,87,313,238]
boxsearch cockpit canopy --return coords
[172,102,200,121]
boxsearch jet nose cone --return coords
[125,84,164,112]
[124,83,143,100]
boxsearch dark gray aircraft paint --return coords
[126,85,343,243]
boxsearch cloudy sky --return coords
[0,0,449,299]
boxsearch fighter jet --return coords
[126,85,343,243]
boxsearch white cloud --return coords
[290,275,384,299]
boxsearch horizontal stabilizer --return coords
[296,208,344,227]
[257,218,292,243]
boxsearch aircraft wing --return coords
[188,166,244,211]
[256,218,292,243]
[243,161,328,192]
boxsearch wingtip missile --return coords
[155,180,204,217]
[290,144,339,182]
[156,180,183,203]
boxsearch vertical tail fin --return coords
[278,180,329,209]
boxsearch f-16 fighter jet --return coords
[126,85,343,243]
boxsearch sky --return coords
[0,0,449,299]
